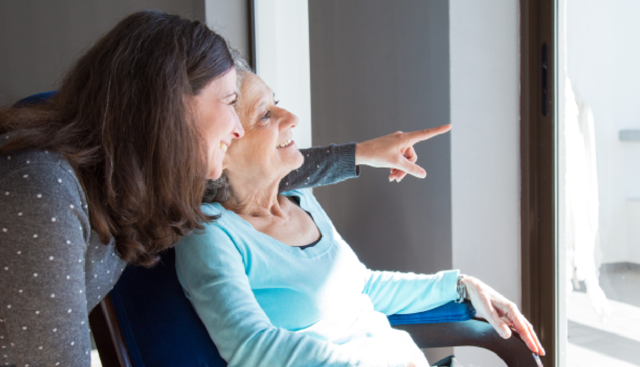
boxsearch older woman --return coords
[175,72,544,367]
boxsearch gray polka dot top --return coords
[0,131,357,367]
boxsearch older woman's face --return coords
[224,73,304,181]
[191,68,244,180]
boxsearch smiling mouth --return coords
[220,142,228,152]
[276,139,293,149]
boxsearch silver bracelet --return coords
[455,274,467,303]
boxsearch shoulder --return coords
[199,202,242,234]
[1,145,84,193]
[1,148,91,241]
[1,148,87,208]
[200,202,224,217]
[175,203,248,275]
[176,202,242,253]
[1,148,87,207]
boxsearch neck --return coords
[222,171,287,219]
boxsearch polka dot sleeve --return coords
[279,143,359,192]
[0,161,92,366]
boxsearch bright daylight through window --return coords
[558,1,640,366]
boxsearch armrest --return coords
[388,301,476,325]
[394,319,543,367]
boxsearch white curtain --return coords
[563,77,612,319]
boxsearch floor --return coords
[567,269,640,366]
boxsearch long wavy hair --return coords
[0,10,235,267]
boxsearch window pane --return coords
[558,1,640,366]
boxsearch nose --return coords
[279,107,298,131]
[231,111,244,139]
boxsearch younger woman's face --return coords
[191,68,245,180]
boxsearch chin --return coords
[207,165,224,181]
[279,150,304,175]
[206,152,225,180]
[207,172,223,181]
[292,149,305,169]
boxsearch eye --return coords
[228,97,238,106]
[274,100,280,105]
[260,110,272,121]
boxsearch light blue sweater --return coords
[175,189,459,367]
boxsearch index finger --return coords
[510,313,544,355]
[404,124,452,145]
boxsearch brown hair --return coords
[0,10,235,266]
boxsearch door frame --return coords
[520,1,557,366]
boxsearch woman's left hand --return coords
[461,275,545,356]
[355,124,451,182]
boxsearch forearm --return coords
[280,143,359,192]
[362,269,459,315]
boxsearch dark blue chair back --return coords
[14,91,58,107]
[110,249,227,366]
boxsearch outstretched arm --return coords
[355,124,451,182]
[280,143,358,192]
[280,124,452,192]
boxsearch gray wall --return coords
[309,0,452,274]
[205,0,253,67]
[0,0,205,106]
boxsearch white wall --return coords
[564,0,640,264]
[253,0,312,149]
[450,1,520,366]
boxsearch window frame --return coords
[520,1,557,366]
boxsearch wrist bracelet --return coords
[455,274,467,303]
